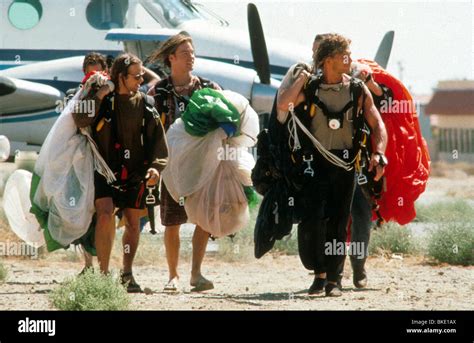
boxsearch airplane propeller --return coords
[247,3,271,85]
[374,31,395,69]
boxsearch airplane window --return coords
[86,0,128,30]
[134,3,163,29]
[8,0,43,30]
[141,0,202,27]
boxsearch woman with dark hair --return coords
[72,53,168,292]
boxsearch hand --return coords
[96,84,113,100]
[352,62,372,82]
[145,168,160,186]
[368,153,385,181]
[299,69,311,82]
[84,72,105,89]
[293,62,311,77]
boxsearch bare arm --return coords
[363,85,388,181]
[276,68,309,123]
[277,71,308,111]
[142,67,161,90]
[365,78,383,97]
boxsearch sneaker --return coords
[120,272,143,293]
[308,277,327,295]
[325,282,342,297]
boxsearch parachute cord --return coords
[289,110,356,171]
[287,114,301,152]
[80,127,117,184]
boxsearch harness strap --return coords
[288,110,356,171]
[312,96,353,129]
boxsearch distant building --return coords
[413,94,433,150]
[426,80,474,163]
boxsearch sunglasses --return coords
[127,71,146,80]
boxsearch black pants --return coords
[297,157,356,283]
[350,184,372,262]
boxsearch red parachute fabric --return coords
[357,59,430,225]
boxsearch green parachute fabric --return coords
[181,88,240,136]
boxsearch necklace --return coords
[173,76,195,93]
[320,82,344,92]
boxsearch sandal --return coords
[78,266,94,277]
[163,278,179,293]
[120,272,143,293]
[190,276,214,292]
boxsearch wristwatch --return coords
[375,152,388,167]
[364,73,372,83]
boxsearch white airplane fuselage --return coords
[0,0,306,150]
[0,0,308,76]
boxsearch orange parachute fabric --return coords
[357,59,431,225]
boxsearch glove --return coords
[219,123,237,137]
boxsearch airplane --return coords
[0,0,394,153]
[0,0,307,78]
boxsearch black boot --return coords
[350,257,367,289]
[325,282,342,297]
[308,276,327,295]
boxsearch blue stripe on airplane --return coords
[0,111,59,123]
[105,32,174,42]
[0,49,121,61]
[0,49,289,78]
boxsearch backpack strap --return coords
[197,76,212,88]
[154,78,173,126]
[349,78,367,156]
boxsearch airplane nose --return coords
[0,76,17,96]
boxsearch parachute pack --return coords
[357,59,431,225]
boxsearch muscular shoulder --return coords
[279,62,311,92]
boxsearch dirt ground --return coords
[1,254,473,310]
[0,173,473,311]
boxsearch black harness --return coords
[302,76,389,226]
[301,74,366,152]
[301,75,387,226]
[154,76,214,128]
[93,92,158,191]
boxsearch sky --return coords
[200,0,473,95]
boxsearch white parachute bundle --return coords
[3,170,45,247]
[162,90,259,237]
[31,91,97,249]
